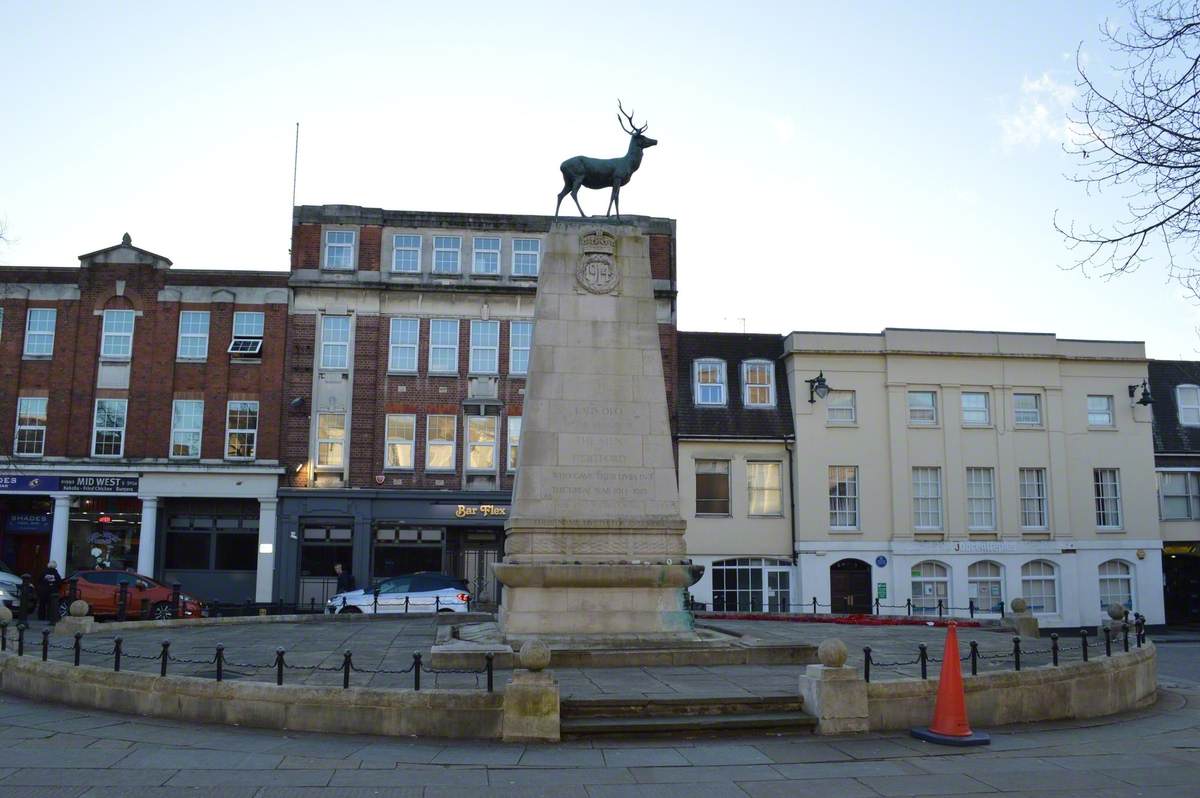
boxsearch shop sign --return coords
[5,513,51,533]
[877,582,887,599]
[0,475,58,492]
[58,476,138,493]
[455,504,508,518]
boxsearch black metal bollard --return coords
[216,644,225,681]
[1080,629,1089,662]
[0,621,6,652]
[906,598,912,616]
[874,597,880,615]
[413,652,422,691]
[19,574,31,624]
[435,596,440,612]
[969,598,975,619]
[1051,633,1059,666]
[310,597,316,613]
[117,580,129,623]
[343,650,352,689]
[41,628,49,661]
[863,646,872,683]
[17,623,25,656]
[275,648,285,685]
[160,640,170,677]
[937,599,944,619]
[373,585,380,614]
[486,653,494,692]
[404,596,410,614]
[969,640,979,675]
[171,583,181,619]
[1012,636,1021,671]
[113,637,123,672]
[1000,601,1005,619]
[1123,622,1130,652]
[918,643,928,680]
[1136,616,1145,648]
[73,632,81,666]
[1104,627,1112,657]
[812,596,818,614]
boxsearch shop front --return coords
[277,490,510,607]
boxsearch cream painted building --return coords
[784,328,1163,627]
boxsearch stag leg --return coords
[607,182,621,220]
[570,179,587,217]
[555,184,570,220]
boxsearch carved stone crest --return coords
[576,230,620,294]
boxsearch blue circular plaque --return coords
[875,555,888,567]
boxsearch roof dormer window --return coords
[742,360,775,407]
[694,359,727,406]
[1178,384,1200,426]
[324,229,356,270]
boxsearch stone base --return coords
[54,616,96,636]
[798,664,869,735]
[1013,614,1040,639]
[502,670,560,742]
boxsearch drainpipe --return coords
[784,436,798,570]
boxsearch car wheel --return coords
[58,598,71,618]
[151,602,174,621]
[340,605,362,614]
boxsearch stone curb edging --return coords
[62,611,495,634]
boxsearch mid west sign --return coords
[0,475,139,493]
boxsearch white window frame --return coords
[907,390,937,425]
[1019,467,1049,529]
[384,414,416,470]
[469,320,500,375]
[315,412,346,470]
[961,391,990,426]
[1098,560,1135,613]
[828,465,859,530]
[695,459,731,516]
[1178,385,1200,427]
[965,467,996,530]
[320,316,351,370]
[169,399,203,459]
[911,560,950,615]
[1087,395,1115,427]
[742,360,776,408]
[324,229,356,270]
[466,415,498,472]
[1094,468,1123,529]
[472,236,501,275]
[388,317,419,373]
[1021,559,1059,615]
[176,310,210,360]
[428,319,459,374]
[747,461,783,516]
[432,235,462,274]
[229,311,265,356]
[100,309,135,360]
[509,321,533,376]
[1159,471,1198,520]
[694,359,727,406]
[967,561,1005,615]
[224,400,259,460]
[391,234,422,273]
[826,390,856,424]
[1013,392,1043,426]
[912,466,943,530]
[507,416,522,471]
[512,238,541,276]
[13,396,48,457]
[91,398,128,458]
[23,308,56,358]
[426,415,457,471]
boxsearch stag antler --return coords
[617,99,647,135]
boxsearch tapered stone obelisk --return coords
[494,220,702,642]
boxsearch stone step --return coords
[560,710,817,738]
[561,695,806,719]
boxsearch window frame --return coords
[391,234,422,274]
[1159,471,1197,520]
[228,311,265,356]
[320,315,351,370]
[910,560,950,615]
[512,238,541,276]
[432,235,462,274]
[13,396,48,457]
[469,319,500,375]
[384,413,416,470]
[912,466,944,530]
[693,359,727,407]
[100,309,135,361]
[169,399,204,460]
[1013,392,1043,426]
[1098,559,1135,613]
[472,236,501,275]
[961,391,991,426]
[428,319,460,374]
[1178,385,1200,427]
[826,390,857,425]
[315,412,346,470]
[695,458,731,516]
[224,400,259,461]
[741,360,776,408]
[176,310,210,361]
[425,415,457,472]
[828,465,860,530]
[967,561,1005,615]
[1087,394,1115,427]
[965,467,996,531]
[747,460,783,516]
[1020,559,1059,615]
[1018,467,1049,530]
[23,308,56,358]
[323,229,356,270]
[509,320,533,376]
[466,415,498,472]
[91,398,128,458]
[507,416,522,471]
[1094,468,1123,529]
[388,317,420,373]
[907,390,938,426]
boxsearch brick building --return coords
[275,206,678,606]
[0,235,288,604]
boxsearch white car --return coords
[327,572,471,615]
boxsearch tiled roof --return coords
[676,332,793,439]
[1149,359,1200,453]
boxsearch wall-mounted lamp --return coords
[1128,380,1154,406]
[806,371,831,404]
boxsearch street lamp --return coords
[806,371,831,404]
[1127,380,1154,406]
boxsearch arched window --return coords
[710,558,792,612]
[967,561,1004,614]
[1178,385,1200,427]
[693,359,727,406]
[1021,560,1058,614]
[1098,560,1134,613]
[911,560,949,614]
[741,360,776,407]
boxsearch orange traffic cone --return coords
[910,622,990,746]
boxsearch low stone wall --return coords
[0,653,504,739]
[85,611,494,634]
[865,642,1156,731]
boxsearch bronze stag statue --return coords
[555,101,657,221]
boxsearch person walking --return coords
[36,561,62,622]
[334,563,355,594]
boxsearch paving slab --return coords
[858,772,995,795]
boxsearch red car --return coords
[58,570,205,620]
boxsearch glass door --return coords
[767,568,791,612]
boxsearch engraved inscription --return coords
[543,469,655,501]
[576,254,620,294]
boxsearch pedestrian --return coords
[334,563,355,594]
[36,560,62,622]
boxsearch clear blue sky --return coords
[2,1,1195,358]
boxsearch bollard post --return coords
[486,653,494,692]
[413,652,422,691]
[969,598,975,619]
[1080,629,1089,662]
[161,640,170,677]
[18,574,31,625]
[1123,622,1130,652]
[0,621,6,652]
[341,595,347,612]
[41,628,49,661]
[73,632,81,666]
[275,648,285,685]
[812,596,818,614]
[310,597,316,613]
[1000,601,1005,619]
[906,598,912,616]
[969,640,979,675]
[1051,633,1059,666]
[863,646,871,683]
[918,643,928,680]
[117,580,129,623]
[171,583,182,619]
[874,597,880,615]
[1012,636,1021,671]
[343,650,352,689]
[114,637,123,672]
[435,595,440,612]
[17,623,25,656]
[373,585,380,614]
[1136,616,1145,648]
[405,596,410,614]
[215,644,225,681]
[1104,627,1112,657]
[937,599,944,619]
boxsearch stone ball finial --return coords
[1010,597,1028,614]
[517,640,551,671]
[1107,602,1127,621]
[122,233,132,245]
[69,600,90,618]
[817,638,848,668]
[0,605,11,623]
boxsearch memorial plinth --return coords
[493,220,702,642]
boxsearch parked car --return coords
[0,561,23,611]
[327,572,470,614]
[58,570,206,620]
